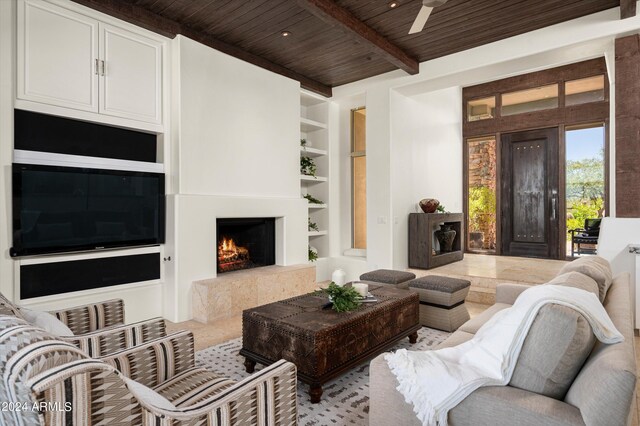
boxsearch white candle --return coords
[353,282,368,297]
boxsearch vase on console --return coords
[435,224,456,253]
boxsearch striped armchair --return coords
[0,293,166,357]
[0,316,298,425]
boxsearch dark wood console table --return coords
[409,212,464,269]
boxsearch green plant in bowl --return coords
[317,282,361,313]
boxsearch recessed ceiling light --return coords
[281,30,292,37]
[389,1,399,8]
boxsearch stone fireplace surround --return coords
[168,194,309,322]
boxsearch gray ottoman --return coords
[409,275,471,331]
[359,269,416,290]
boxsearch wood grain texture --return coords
[615,35,640,217]
[501,128,560,259]
[78,0,621,88]
[621,0,637,18]
[409,213,464,269]
[71,0,333,96]
[295,0,418,74]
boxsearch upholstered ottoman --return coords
[409,275,471,331]
[359,269,416,290]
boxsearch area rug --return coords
[196,327,450,426]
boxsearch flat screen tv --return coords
[11,164,165,257]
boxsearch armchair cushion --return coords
[124,377,176,411]
[153,367,236,408]
[19,307,73,336]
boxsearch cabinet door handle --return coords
[95,59,99,75]
[100,60,106,76]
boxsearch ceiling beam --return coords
[621,0,637,19]
[296,0,419,75]
[70,0,332,97]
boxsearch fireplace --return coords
[216,218,276,274]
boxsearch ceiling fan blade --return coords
[408,5,433,34]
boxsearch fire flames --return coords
[218,237,250,267]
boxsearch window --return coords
[565,75,605,106]
[467,97,496,121]
[351,108,366,249]
[501,84,559,116]
[565,125,606,256]
[466,137,497,253]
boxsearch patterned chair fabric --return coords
[0,292,167,357]
[0,316,299,426]
[50,298,125,334]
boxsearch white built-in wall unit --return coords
[300,90,330,264]
[16,0,165,132]
[0,0,171,323]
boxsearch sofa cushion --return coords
[558,256,612,302]
[509,303,595,400]
[436,330,475,349]
[458,303,511,335]
[19,307,74,336]
[548,272,599,297]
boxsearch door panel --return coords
[501,128,559,258]
[100,23,162,124]
[18,0,99,112]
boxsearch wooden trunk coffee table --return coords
[240,284,420,403]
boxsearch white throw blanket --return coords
[385,285,624,426]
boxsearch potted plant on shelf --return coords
[303,194,324,205]
[308,218,319,232]
[308,246,318,262]
[301,156,317,177]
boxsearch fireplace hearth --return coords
[216,218,275,274]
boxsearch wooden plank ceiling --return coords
[75,0,623,96]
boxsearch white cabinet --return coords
[17,0,164,127]
[100,23,162,124]
[17,0,99,112]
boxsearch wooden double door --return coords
[500,128,560,259]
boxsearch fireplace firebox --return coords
[216,218,276,274]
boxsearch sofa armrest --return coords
[495,283,533,305]
[49,298,124,334]
[449,385,585,426]
[140,359,297,424]
[100,330,195,388]
[60,317,166,357]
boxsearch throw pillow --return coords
[124,377,177,411]
[548,272,599,298]
[509,303,595,400]
[0,292,25,318]
[20,307,74,336]
[558,256,613,302]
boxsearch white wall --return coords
[177,36,299,198]
[411,88,463,214]
[165,36,307,321]
[0,0,16,304]
[389,91,426,270]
